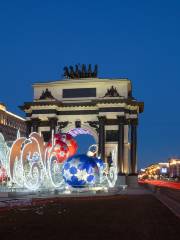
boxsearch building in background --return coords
[139,162,169,180]
[139,159,180,180]
[0,103,26,143]
[168,158,180,178]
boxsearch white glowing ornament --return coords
[0,131,118,191]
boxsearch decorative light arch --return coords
[63,123,98,143]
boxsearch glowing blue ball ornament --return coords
[62,154,104,188]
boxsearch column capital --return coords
[31,118,40,125]
[48,117,58,133]
[26,119,32,124]
[117,115,125,124]
[48,117,58,123]
[117,116,130,125]
[98,116,106,124]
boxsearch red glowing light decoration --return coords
[0,166,7,183]
[46,135,70,163]
[57,133,78,157]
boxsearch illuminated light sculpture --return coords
[9,132,68,190]
[0,131,118,191]
[67,128,94,138]
[105,149,118,187]
[46,136,70,163]
[0,133,9,170]
[62,154,103,188]
[9,133,45,190]
[87,144,98,157]
[57,133,78,157]
[0,166,8,183]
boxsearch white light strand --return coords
[0,132,118,191]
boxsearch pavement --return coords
[155,190,180,218]
[139,181,180,218]
[0,193,179,240]
[0,186,152,210]
[0,185,179,222]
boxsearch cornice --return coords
[32,78,130,87]
[20,98,144,112]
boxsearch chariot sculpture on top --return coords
[63,64,98,79]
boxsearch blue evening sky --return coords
[0,0,180,169]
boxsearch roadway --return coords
[138,179,180,190]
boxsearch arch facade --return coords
[20,77,144,185]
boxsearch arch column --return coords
[48,117,58,134]
[130,119,138,174]
[117,116,125,174]
[98,116,106,160]
[31,118,40,133]
[26,120,32,137]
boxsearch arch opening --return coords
[66,128,97,155]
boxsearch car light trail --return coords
[138,179,180,190]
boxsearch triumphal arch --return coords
[20,64,144,185]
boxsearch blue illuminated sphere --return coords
[62,154,104,188]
